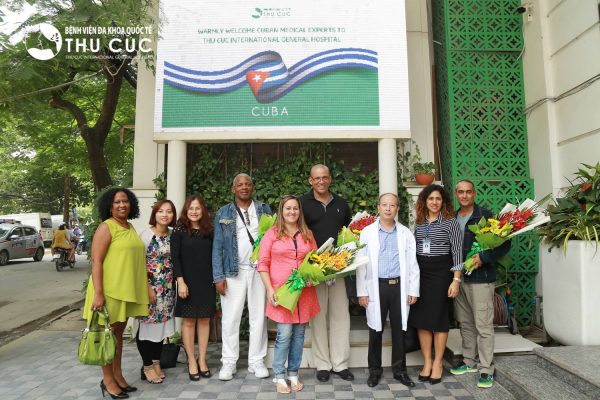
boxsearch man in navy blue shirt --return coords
[450,180,511,389]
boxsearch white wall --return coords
[523,0,600,198]
[522,0,600,298]
[406,0,435,163]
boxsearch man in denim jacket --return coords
[213,173,273,380]
[450,180,511,389]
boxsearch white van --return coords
[0,213,53,246]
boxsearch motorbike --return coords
[53,248,74,271]
[75,237,87,255]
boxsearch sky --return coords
[0,3,37,43]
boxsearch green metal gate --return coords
[433,0,537,325]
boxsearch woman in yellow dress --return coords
[83,188,149,399]
[51,224,75,262]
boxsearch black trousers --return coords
[368,279,407,375]
[136,329,163,367]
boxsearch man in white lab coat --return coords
[356,193,420,388]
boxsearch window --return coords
[24,227,37,236]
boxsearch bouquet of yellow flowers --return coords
[464,198,550,275]
[276,238,369,312]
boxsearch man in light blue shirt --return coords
[357,193,420,388]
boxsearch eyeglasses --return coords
[456,190,474,195]
[310,176,331,182]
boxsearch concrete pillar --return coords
[167,140,187,210]
[378,138,398,195]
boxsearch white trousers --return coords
[220,268,268,366]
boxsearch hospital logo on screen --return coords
[26,23,63,60]
[251,7,292,19]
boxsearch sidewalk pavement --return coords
[0,309,515,400]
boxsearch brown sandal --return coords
[152,360,166,379]
[288,379,304,392]
[141,366,163,384]
[275,380,291,394]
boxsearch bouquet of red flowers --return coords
[337,211,375,247]
[464,198,550,275]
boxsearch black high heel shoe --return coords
[100,380,129,399]
[188,362,201,381]
[198,360,211,378]
[118,383,138,393]
[418,373,431,382]
[429,376,442,385]
[118,385,137,393]
[429,364,443,384]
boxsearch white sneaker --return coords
[219,363,237,381]
[248,362,269,378]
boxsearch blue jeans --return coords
[272,323,306,379]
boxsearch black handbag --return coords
[404,325,421,353]
[160,342,181,368]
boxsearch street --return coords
[0,251,88,337]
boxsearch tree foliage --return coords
[0,0,156,200]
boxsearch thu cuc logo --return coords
[26,23,63,60]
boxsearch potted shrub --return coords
[413,161,436,185]
[398,140,437,185]
[538,162,600,345]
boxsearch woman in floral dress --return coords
[137,200,177,384]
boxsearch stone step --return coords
[495,355,592,400]
[450,366,516,400]
[265,324,425,368]
[534,346,600,398]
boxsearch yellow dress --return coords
[51,229,72,249]
[83,219,149,324]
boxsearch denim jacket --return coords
[458,204,511,283]
[212,200,272,282]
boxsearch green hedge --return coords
[185,143,409,225]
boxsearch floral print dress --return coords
[138,228,176,341]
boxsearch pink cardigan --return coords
[257,227,320,324]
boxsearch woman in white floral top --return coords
[137,200,177,384]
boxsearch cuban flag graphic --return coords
[163,48,378,104]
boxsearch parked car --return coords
[0,213,53,247]
[0,222,45,266]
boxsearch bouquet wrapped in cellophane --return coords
[337,211,375,247]
[276,237,369,312]
[250,214,277,262]
[464,197,550,275]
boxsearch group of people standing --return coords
[82,166,509,399]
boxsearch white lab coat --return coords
[356,219,420,331]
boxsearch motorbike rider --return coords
[51,224,75,263]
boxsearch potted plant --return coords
[538,162,600,346]
[413,161,436,185]
[397,140,437,185]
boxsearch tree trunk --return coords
[62,175,71,224]
[83,126,113,191]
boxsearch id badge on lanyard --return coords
[423,239,431,254]
[423,222,432,254]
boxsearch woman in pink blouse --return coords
[258,195,320,394]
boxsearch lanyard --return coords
[234,204,255,245]
[291,231,300,266]
[424,220,434,239]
